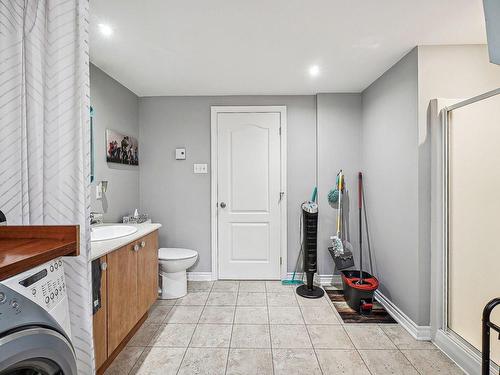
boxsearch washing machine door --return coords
[0,327,77,375]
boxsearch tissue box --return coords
[123,214,149,224]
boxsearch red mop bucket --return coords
[341,270,379,313]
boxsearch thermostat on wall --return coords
[175,148,186,160]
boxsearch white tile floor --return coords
[105,281,464,375]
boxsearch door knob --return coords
[220,202,226,208]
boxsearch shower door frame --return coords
[432,88,500,375]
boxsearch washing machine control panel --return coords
[1,257,67,312]
[0,288,23,320]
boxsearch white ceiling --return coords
[89,0,487,96]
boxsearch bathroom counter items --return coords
[0,225,80,281]
[90,222,161,260]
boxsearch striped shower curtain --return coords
[0,1,94,374]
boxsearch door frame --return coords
[210,106,287,281]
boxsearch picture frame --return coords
[106,129,139,165]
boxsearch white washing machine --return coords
[0,257,77,374]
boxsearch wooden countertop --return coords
[0,225,79,280]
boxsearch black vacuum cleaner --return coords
[296,201,324,298]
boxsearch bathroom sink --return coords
[91,225,138,242]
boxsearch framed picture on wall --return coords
[106,129,139,165]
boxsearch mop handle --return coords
[358,172,363,209]
[359,172,363,281]
[336,172,343,235]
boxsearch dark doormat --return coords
[325,288,397,324]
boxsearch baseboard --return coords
[374,290,431,341]
[187,272,213,281]
[434,329,498,375]
[285,272,342,286]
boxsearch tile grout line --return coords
[265,281,275,375]
[125,299,177,374]
[333,287,374,375]
[325,285,398,375]
[376,323,423,374]
[294,285,324,375]
[399,348,424,375]
[374,324,421,373]
[223,281,239,375]
[341,321,374,375]
[174,280,214,375]
[125,346,146,375]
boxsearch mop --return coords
[330,171,344,256]
[339,171,379,313]
[357,172,364,284]
[329,171,355,270]
[327,174,340,208]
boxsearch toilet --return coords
[158,248,198,299]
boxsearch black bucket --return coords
[341,270,379,313]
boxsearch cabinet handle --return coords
[101,262,107,271]
[140,241,146,248]
[133,244,140,252]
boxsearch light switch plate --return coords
[175,148,186,160]
[193,163,208,174]
[96,184,102,200]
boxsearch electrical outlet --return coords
[193,163,208,174]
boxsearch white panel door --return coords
[217,112,282,279]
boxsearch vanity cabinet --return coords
[93,230,159,373]
[137,231,159,315]
[107,241,139,353]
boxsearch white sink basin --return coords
[91,225,138,242]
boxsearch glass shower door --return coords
[446,90,500,367]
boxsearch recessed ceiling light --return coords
[309,65,320,77]
[98,23,113,37]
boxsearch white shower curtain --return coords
[0,1,94,374]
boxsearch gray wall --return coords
[317,94,362,276]
[90,64,140,222]
[359,45,500,326]
[361,48,421,324]
[139,96,317,272]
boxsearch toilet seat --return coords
[158,247,197,261]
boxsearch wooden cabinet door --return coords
[137,231,159,317]
[93,256,107,370]
[107,243,138,354]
